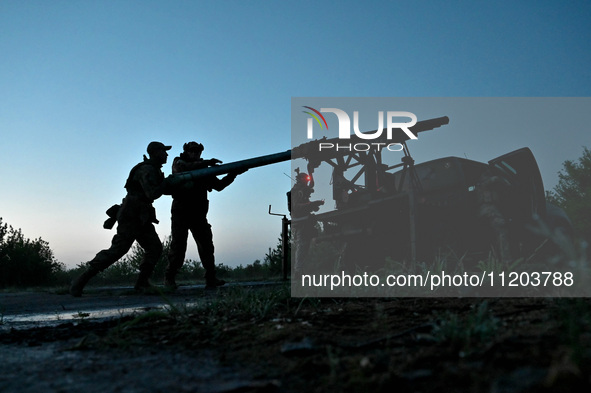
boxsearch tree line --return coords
[1,146,589,289]
[546,146,591,245]
[0,218,66,287]
[0,220,286,289]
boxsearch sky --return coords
[0,0,590,269]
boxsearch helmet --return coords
[183,141,204,153]
[296,172,311,184]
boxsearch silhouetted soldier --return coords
[70,141,172,297]
[290,169,324,277]
[476,168,512,264]
[164,142,242,289]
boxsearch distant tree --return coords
[546,147,591,243]
[71,232,289,286]
[92,237,212,285]
[262,235,286,275]
[0,217,66,287]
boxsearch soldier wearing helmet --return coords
[70,141,172,297]
[290,168,324,277]
[164,141,243,289]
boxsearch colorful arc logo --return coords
[302,106,328,130]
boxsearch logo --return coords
[303,106,417,152]
[302,106,329,138]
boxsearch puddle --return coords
[1,302,180,331]
[0,281,282,331]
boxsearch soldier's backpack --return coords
[103,204,120,229]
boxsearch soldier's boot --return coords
[134,268,154,291]
[205,271,226,290]
[70,266,100,297]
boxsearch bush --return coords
[0,217,66,288]
[89,237,208,286]
[71,233,289,287]
[547,147,591,244]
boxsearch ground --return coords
[1,283,590,392]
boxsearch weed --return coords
[119,310,170,330]
[432,301,499,356]
[202,284,292,322]
[98,309,173,349]
[293,296,321,316]
[476,252,523,275]
[326,345,340,383]
[552,298,591,364]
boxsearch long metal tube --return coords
[167,116,449,185]
[168,150,292,186]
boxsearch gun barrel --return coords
[169,150,292,185]
[168,116,448,185]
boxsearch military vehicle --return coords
[168,116,571,272]
[290,116,572,269]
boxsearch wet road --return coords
[0,281,278,330]
[0,282,285,393]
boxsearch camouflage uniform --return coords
[70,142,171,297]
[290,173,323,275]
[476,170,512,263]
[164,143,238,288]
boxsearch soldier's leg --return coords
[135,223,163,290]
[165,213,190,286]
[293,223,313,276]
[88,233,136,271]
[292,225,303,275]
[190,218,224,288]
[70,230,135,297]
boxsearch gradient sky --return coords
[1,0,590,268]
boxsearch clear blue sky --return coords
[1,0,590,268]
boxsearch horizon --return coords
[1,1,589,268]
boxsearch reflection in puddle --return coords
[0,281,278,331]
[2,301,201,331]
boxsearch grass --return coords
[552,298,591,365]
[196,284,293,322]
[431,301,499,356]
[81,283,295,350]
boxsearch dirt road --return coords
[1,285,590,392]
[1,283,282,393]
[0,282,274,330]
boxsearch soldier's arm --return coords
[173,157,222,174]
[204,158,222,166]
[136,166,167,200]
[172,158,206,174]
[310,199,325,211]
[298,199,324,213]
[210,172,239,192]
[292,187,324,215]
[210,166,247,192]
